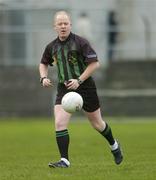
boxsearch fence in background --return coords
[0,0,156,67]
[1,0,156,117]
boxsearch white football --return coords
[61,92,83,113]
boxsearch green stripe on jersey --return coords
[63,45,73,79]
[57,48,65,82]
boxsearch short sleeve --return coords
[41,44,53,66]
[81,40,98,63]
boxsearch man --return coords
[39,11,123,168]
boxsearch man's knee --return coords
[55,119,67,131]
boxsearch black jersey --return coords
[41,32,98,83]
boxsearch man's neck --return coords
[59,36,67,41]
[59,32,71,41]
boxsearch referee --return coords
[39,11,123,168]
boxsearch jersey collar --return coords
[57,32,73,44]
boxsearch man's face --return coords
[54,14,71,41]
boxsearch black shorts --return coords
[55,78,100,112]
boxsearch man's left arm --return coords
[78,61,100,82]
[66,61,100,90]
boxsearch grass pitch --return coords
[0,117,156,180]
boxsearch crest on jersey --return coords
[68,50,79,64]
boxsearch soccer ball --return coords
[61,92,83,113]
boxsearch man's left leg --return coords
[85,108,123,165]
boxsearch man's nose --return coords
[61,24,65,28]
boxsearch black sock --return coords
[100,123,115,145]
[56,129,69,160]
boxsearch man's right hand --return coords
[42,78,52,87]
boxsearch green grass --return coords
[0,117,156,180]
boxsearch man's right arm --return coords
[39,63,52,87]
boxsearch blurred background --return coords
[0,0,156,117]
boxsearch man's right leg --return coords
[48,105,72,168]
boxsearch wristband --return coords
[77,78,83,85]
[40,77,47,84]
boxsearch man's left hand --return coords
[64,79,80,90]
